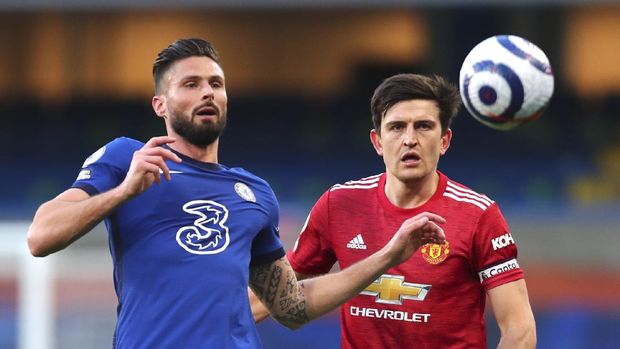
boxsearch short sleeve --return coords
[250,186,285,265]
[473,203,524,290]
[286,190,337,275]
[71,137,136,196]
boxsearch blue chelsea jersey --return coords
[72,137,285,349]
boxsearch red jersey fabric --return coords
[287,172,523,349]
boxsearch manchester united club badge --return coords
[421,241,450,264]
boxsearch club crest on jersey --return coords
[421,241,450,264]
[176,200,230,255]
[234,182,256,202]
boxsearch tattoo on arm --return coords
[276,280,308,326]
[265,264,281,308]
[249,263,269,299]
[249,257,310,327]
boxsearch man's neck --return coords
[384,171,439,209]
[168,137,219,164]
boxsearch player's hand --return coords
[119,136,182,198]
[381,212,446,266]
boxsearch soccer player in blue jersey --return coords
[27,38,447,348]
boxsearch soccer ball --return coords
[459,35,554,130]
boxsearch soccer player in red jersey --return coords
[251,74,536,348]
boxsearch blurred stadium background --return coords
[1,0,619,348]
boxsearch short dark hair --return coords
[153,38,221,94]
[370,74,461,134]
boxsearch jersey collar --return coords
[164,145,225,172]
[377,171,448,214]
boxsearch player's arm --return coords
[249,212,446,329]
[27,136,181,257]
[248,271,312,323]
[488,279,536,349]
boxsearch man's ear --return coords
[370,129,383,156]
[152,95,166,119]
[440,128,452,155]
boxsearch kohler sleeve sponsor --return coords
[478,258,520,282]
[491,233,515,250]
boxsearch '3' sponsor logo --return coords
[176,200,230,255]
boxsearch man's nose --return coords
[202,85,214,100]
[403,126,417,147]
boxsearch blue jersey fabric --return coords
[71,137,285,349]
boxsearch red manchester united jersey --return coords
[287,172,523,349]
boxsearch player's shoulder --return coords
[227,166,275,197]
[327,173,383,196]
[441,175,496,212]
[108,136,143,151]
[81,137,141,168]
[98,136,143,156]
[228,166,267,184]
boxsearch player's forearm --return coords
[249,258,308,329]
[490,280,537,349]
[301,248,392,322]
[249,271,313,324]
[28,187,129,257]
[497,321,536,349]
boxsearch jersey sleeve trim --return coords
[250,247,286,266]
[71,182,99,196]
[287,252,332,276]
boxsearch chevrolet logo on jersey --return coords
[360,274,431,305]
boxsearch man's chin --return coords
[194,115,218,124]
[394,168,428,183]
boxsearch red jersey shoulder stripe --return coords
[330,174,381,192]
[359,173,382,181]
[443,180,494,210]
[446,181,494,205]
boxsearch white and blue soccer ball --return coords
[459,35,554,130]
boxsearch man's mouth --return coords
[195,105,218,118]
[401,152,421,164]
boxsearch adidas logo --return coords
[347,234,367,250]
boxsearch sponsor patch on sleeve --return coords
[76,169,91,180]
[478,258,520,282]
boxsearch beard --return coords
[169,107,227,147]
